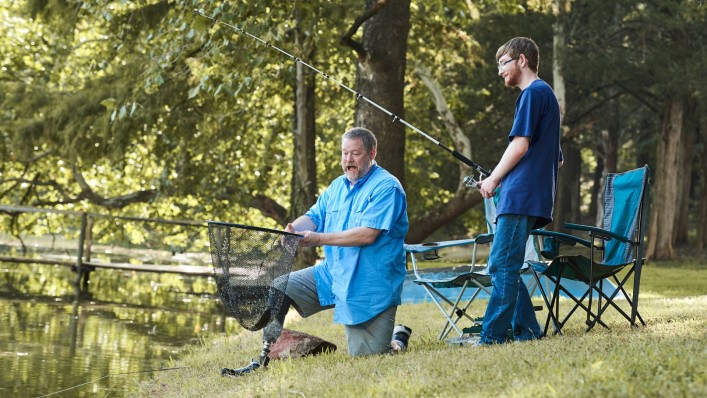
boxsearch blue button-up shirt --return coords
[307,164,408,325]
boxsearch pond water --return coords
[0,262,239,397]
[402,267,620,304]
[1,261,456,397]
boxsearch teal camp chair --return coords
[529,165,650,334]
[405,197,540,340]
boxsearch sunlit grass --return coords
[133,260,706,397]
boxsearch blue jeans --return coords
[480,214,543,344]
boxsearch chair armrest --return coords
[473,233,494,245]
[530,229,591,248]
[405,234,494,279]
[563,223,631,243]
[404,234,494,253]
[404,238,476,254]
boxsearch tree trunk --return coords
[646,98,684,260]
[552,0,569,119]
[588,150,604,225]
[698,110,707,251]
[549,0,583,230]
[552,140,581,230]
[593,96,620,227]
[674,99,696,246]
[290,17,319,269]
[353,0,410,186]
[603,97,619,174]
[695,106,707,251]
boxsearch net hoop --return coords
[207,220,304,237]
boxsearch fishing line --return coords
[35,366,184,398]
[192,9,491,183]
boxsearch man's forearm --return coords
[317,226,380,247]
[299,226,381,247]
[289,215,317,232]
[489,136,529,183]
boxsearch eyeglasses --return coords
[497,58,517,70]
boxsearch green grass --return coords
[133,260,707,397]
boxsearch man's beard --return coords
[344,162,371,183]
[504,65,521,87]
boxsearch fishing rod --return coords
[36,367,184,397]
[192,10,491,184]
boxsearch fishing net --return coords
[208,221,302,331]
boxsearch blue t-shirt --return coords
[496,79,562,229]
[306,164,408,325]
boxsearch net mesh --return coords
[208,221,302,331]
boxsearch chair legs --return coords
[439,287,484,339]
[534,263,619,335]
[419,271,536,340]
[586,270,645,331]
[532,269,562,335]
[417,281,487,339]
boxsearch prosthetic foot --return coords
[221,360,260,377]
[221,341,272,377]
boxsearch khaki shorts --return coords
[285,267,397,356]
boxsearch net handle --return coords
[207,221,305,238]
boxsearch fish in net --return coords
[208,221,302,331]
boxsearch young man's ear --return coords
[518,54,527,68]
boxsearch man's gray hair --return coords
[343,127,377,153]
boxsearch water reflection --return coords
[0,262,239,397]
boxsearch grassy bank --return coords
[133,260,706,397]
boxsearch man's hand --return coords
[299,231,321,247]
[478,136,529,198]
[285,221,321,247]
[478,177,500,199]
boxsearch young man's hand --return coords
[479,177,500,199]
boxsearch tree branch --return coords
[407,187,483,243]
[69,165,157,209]
[564,89,624,139]
[339,0,389,61]
[405,63,485,242]
[613,80,660,113]
[247,194,288,226]
[415,63,474,186]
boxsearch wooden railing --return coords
[0,205,214,287]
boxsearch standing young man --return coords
[223,127,411,376]
[477,37,563,345]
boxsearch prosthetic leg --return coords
[221,294,292,377]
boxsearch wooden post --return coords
[81,215,94,289]
[73,212,87,287]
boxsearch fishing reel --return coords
[464,172,487,190]
[464,175,479,189]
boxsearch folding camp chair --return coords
[405,197,540,340]
[528,165,650,335]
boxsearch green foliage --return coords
[558,0,706,162]
[1,0,704,247]
[1,0,372,239]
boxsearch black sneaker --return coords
[221,359,260,377]
[391,325,412,352]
